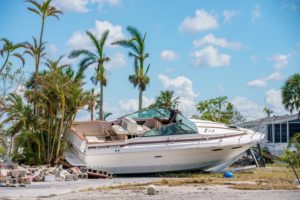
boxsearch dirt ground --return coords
[0,178,300,200]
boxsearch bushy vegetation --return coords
[0,0,152,165]
[195,96,245,125]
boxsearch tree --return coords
[263,107,273,117]
[69,30,110,120]
[87,88,100,121]
[196,96,245,124]
[150,90,180,109]
[26,0,62,84]
[104,112,112,121]
[281,133,300,184]
[282,73,300,115]
[3,56,89,165]
[1,94,35,157]
[112,26,150,111]
[0,38,25,75]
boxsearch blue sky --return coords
[0,0,300,120]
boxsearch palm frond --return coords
[145,64,150,75]
[12,53,25,66]
[69,49,94,58]
[99,30,109,53]
[86,31,101,53]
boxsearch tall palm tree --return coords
[26,0,62,83]
[263,107,273,117]
[87,88,100,121]
[151,90,180,109]
[69,30,110,120]
[112,26,150,111]
[0,38,25,75]
[24,37,47,81]
[281,73,300,115]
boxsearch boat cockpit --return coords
[71,108,199,144]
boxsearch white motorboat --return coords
[66,108,263,174]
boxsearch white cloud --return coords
[247,72,281,88]
[179,9,218,33]
[265,89,287,114]
[252,4,261,22]
[67,20,124,50]
[160,50,178,61]
[158,74,198,116]
[223,10,237,23]
[192,46,231,67]
[269,54,290,69]
[46,43,59,57]
[266,72,281,80]
[193,34,242,50]
[247,79,267,88]
[52,0,121,13]
[231,96,264,120]
[118,96,154,114]
[106,52,126,70]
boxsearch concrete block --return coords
[72,174,78,181]
[18,170,27,177]
[11,170,19,178]
[64,174,72,181]
[23,177,32,184]
[33,175,41,182]
[44,175,55,182]
[146,185,156,195]
[78,173,88,179]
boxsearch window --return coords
[142,122,197,137]
[274,124,280,143]
[267,124,273,142]
[281,123,287,143]
[289,120,300,139]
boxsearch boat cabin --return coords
[70,108,199,144]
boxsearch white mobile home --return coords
[237,114,300,156]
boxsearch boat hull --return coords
[71,133,261,174]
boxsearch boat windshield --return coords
[124,108,170,119]
[142,121,198,137]
[141,111,198,137]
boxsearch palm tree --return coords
[26,0,62,83]
[1,94,35,157]
[0,38,25,75]
[23,56,89,165]
[87,88,100,121]
[151,90,180,109]
[112,26,150,111]
[24,37,47,82]
[281,73,300,115]
[263,107,273,117]
[104,112,112,121]
[69,30,110,120]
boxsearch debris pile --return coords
[0,163,89,187]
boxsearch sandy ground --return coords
[0,178,300,200]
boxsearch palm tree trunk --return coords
[100,83,104,120]
[91,106,94,121]
[0,51,10,75]
[34,17,45,115]
[139,89,142,111]
[8,135,13,157]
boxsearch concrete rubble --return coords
[0,162,89,187]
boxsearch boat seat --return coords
[121,117,138,135]
[85,136,105,143]
[137,125,151,135]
